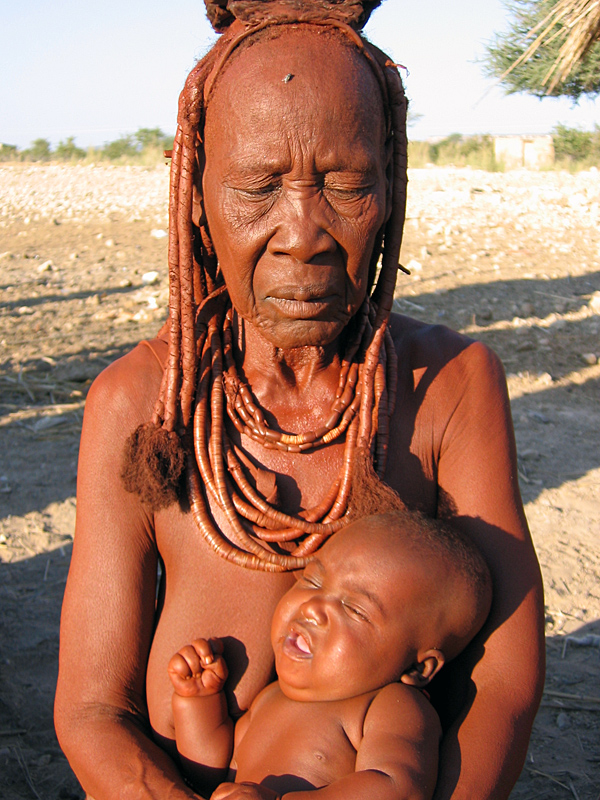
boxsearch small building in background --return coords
[494,135,555,170]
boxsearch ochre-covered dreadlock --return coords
[122,0,409,571]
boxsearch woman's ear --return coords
[400,649,445,688]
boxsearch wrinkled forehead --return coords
[204,25,389,142]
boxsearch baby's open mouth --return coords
[283,628,313,658]
[295,632,311,654]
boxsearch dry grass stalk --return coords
[541,700,600,710]
[0,374,86,403]
[12,743,44,800]
[544,688,600,703]
[528,767,572,790]
[569,779,581,800]
[504,0,600,92]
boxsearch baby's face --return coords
[271,521,434,702]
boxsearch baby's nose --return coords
[300,596,328,626]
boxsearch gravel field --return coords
[0,163,170,223]
[1,163,599,799]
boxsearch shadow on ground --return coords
[0,544,84,800]
[513,619,600,800]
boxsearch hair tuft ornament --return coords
[204,0,384,32]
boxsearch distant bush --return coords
[22,138,53,162]
[0,143,19,162]
[101,135,138,160]
[407,140,432,168]
[98,127,174,163]
[552,123,600,167]
[408,134,499,171]
[4,128,175,165]
[133,128,173,151]
[55,137,87,161]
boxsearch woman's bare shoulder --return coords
[388,312,504,383]
[74,340,169,544]
[85,338,167,427]
[389,312,472,357]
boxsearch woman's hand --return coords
[211,782,280,800]
[169,638,228,697]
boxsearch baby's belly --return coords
[145,510,295,740]
[235,699,358,791]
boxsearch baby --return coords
[168,511,492,800]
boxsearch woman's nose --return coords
[299,595,329,626]
[269,188,337,263]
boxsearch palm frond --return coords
[503,0,600,92]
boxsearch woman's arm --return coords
[431,341,545,799]
[55,344,198,800]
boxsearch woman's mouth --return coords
[266,296,336,319]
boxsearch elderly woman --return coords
[55,2,544,799]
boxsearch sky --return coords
[1,0,598,149]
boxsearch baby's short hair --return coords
[364,508,492,627]
[345,456,491,655]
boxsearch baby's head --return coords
[271,511,492,702]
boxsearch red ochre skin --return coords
[55,27,545,800]
[166,518,485,800]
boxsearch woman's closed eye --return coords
[324,185,368,201]
[243,184,281,198]
[227,178,282,202]
[323,173,374,202]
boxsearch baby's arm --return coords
[211,683,440,800]
[168,638,234,794]
[349,683,440,800]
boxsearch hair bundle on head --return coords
[205,0,385,32]
[122,0,409,571]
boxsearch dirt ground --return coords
[1,163,599,799]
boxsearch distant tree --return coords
[101,128,174,160]
[133,127,173,151]
[55,136,86,161]
[102,135,137,160]
[484,0,600,99]
[0,143,18,162]
[552,122,600,162]
[26,138,53,161]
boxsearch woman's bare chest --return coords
[146,505,296,738]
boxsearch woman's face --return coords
[203,28,391,350]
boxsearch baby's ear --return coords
[400,649,445,688]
